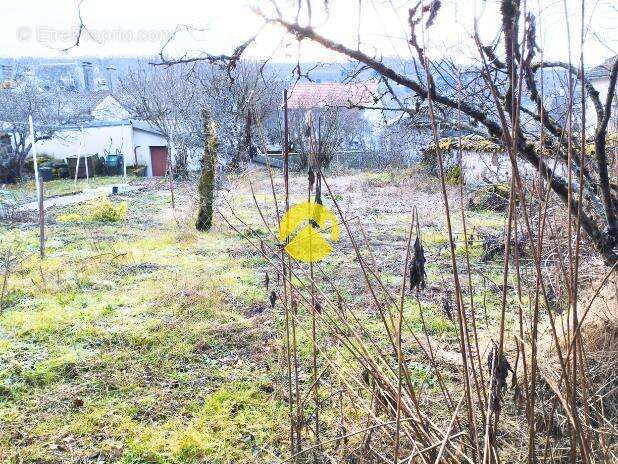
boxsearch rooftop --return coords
[60,119,163,136]
[588,55,618,80]
[286,81,378,109]
[0,88,132,122]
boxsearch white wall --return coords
[457,150,567,185]
[35,123,169,177]
[131,128,168,176]
[587,76,618,131]
[37,124,129,160]
[186,147,202,171]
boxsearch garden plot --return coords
[0,168,536,463]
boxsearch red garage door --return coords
[150,146,168,176]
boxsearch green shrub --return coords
[58,197,128,223]
[445,164,463,185]
[87,197,128,222]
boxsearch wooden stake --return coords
[38,181,45,259]
[29,115,44,259]
[28,116,41,196]
[75,127,85,185]
[83,126,90,185]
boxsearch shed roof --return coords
[59,119,164,136]
[287,81,378,109]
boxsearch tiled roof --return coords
[0,89,106,120]
[588,55,617,80]
[42,91,133,121]
[287,81,379,109]
[51,91,111,117]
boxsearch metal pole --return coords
[120,131,127,182]
[283,89,289,203]
[83,126,90,184]
[38,182,45,258]
[29,115,44,259]
[74,127,85,185]
[28,116,40,196]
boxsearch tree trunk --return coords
[176,147,188,179]
[196,109,218,231]
[17,152,27,181]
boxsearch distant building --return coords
[1,65,14,89]
[0,55,188,178]
[37,119,171,177]
[286,81,378,110]
[35,62,83,92]
[286,81,382,151]
[33,91,127,124]
[34,93,173,177]
[19,61,118,92]
[0,60,179,177]
[587,55,618,132]
[81,61,94,91]
[105,65,117,92]
[0,59,179,178]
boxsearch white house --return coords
[35,92,175,177]
[286,81,383,150]
[587,55,618,132]
[37,119,171,177]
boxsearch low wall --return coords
[426,149,567,185]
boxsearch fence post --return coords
[38,182,45,259]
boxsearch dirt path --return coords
[17,185,140,211]
[17,191,100,211]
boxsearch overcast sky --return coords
[2,0,616,66]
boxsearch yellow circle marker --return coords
[278,201,340,262]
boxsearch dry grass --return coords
[1,169,615,462]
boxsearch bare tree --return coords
[290,106,367,169]
[0,83,68,181]
[122,60,284,175]
[121,64,204,177]
[197,61,284,170]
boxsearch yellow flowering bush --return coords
[58,197,128,223]
[88,197,128,222]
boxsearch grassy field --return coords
[0,169,512,463]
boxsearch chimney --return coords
[105,65,117,92]
[81,61,93,91]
